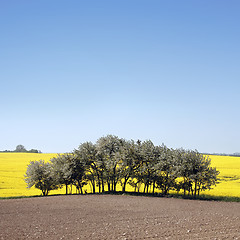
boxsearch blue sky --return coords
[1,1,239,153]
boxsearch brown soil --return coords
[0,194,240,240]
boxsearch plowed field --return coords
[0,195,240,239]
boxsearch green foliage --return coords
[51,153,86,195]
[96,135,126,192]
[15,145,27,152]
[174,149,219,197]
[25,135,220,198]
[24,160,58,196]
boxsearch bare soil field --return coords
[0,195,240,240]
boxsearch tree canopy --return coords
[25,135,219,197]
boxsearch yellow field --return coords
[206,155,240,197]
[0,153,59,197]
[0,153,239,198]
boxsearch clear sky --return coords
[1,1,239,153]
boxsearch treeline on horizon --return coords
[204,153,240,157]
[0,144,41,153]
[25,135,219,198]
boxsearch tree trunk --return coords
[137,182,141,193]
[78,181,83,194]
[91,180,95,193]
[122,176,129,192]
[113,180,116,192]
[183,178,186,196]
[98,181,101,193]
[152,181,155,194]
[143,183,146,193]
[65,184,68,195]
[113,167,116,192]
[96,172,101,193]
[101,178,105,192]
[194,180,197,198]
[111,179,114,192]
[146,181,149,193]
[80,185,83,194]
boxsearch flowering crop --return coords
[206,155,240,197]
[0,153,58,197]
[0,153,239,198]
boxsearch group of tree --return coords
[1,145,41,153]
[25,135,219,198]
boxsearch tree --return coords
[28,149,40,153]
[51,153,87,195]
[118,140,142,192]
[51,154,74,195]
[127,140,145,193]
[189,153,219,197]
[74,142,100,193]
[24,135,220,198]
[176,150,219,197]
[15,145,27,152]
[138,140,158,193]
[154,145,178,195]
[69,153,87,194]
[96,135,125,192]
[24,160,58,196]
[13,145,41,153]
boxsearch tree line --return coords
[1,145,41,153]
[25,135,219,198]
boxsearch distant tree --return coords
[1,145,41,153]
[24,160,58,196]
[233,152,240,156]
[28,149,39,153]
[15,145,27,152]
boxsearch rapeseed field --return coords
[0,153,58,197]
[0,153,239,198]
[205,155,240,197]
